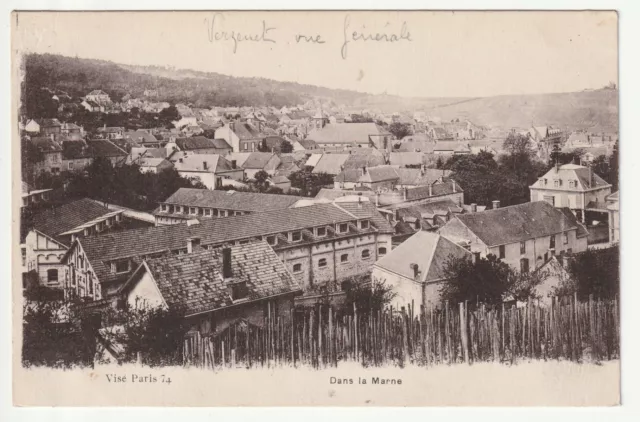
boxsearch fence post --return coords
[459,302,469,364]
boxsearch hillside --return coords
[21,53,618,132]
[421,90,618,131]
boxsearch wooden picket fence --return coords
[183,295,619,369]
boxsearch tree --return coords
[565,246,619,300]
[388,122,413,140]
[435,156,444,169]
[289,167,333,197]
[257,139,269,152]
[253,170,270,192]
[440,254,545,307]
[280,140,293,153]
[342,275,396,317]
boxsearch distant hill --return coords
[21,53,618,132]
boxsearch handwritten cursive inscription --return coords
[341,15,412,59]
[205,13,276,53]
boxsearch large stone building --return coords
[62,196,393,301]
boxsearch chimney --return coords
[421,165,426,176]
[362,166,367,175]
[492,200,500,209]
[358,196,363,208]
[403,187,408,201]
[231,160,237,169]
[203,161,208,170]
[428,183,433,197]
[452,180,457,193]
[589,165,593,188]
[187,237,201,254]
[410,263,420,281]
[222,247,233,280]
[471,203,477,213]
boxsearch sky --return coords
[12,11,618,98]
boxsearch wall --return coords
[214,125,241,152]
[177,171,217,189]
[23,231,67,287]
[64,241,102,301]
[126,270,165,309]
[372,267,423,309]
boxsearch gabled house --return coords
[228,151,281,180]
[124,130,163,148]
[119,242,302,337]
[372,231,471,308]
[29,136,63,174]
[96,126,125,140]
[85,90,111,104]
[137,157,173,174]
[165,136,233,156]
[172,153,244,189]
[306,123,391,151]
[214,122,265,153]
[20,198,126,297]
[529,163,612,223]
[437,201,589,273]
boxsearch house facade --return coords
[529,163,612,223]
[372,231,471,309]
[437,201,589,272]
[172,153,245,190]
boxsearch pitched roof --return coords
[87,140,128,158]
[532,164,611,191]
[307,123,388,145]
[360,166,399,183]
[133,242,302,316]
[375,231,471,282]
[452,201,586,247]
[30,198,116,245]
[314,189,376,201]
[232,122,262,140]
[158,188,303,213]
[173,154,233,173]
[175,136,218,151]
[389,152,424,167]
[312,154,349,175]
[241,152,276,169]
[77,201,393,286]
[211,138,232,149]
[124,131,159,145]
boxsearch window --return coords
[499,245,505,259]
[563,232,569,245]
[378,247,387,256]
[543,178,548,185]
[113,260,129,273]
[266,235,277,246]
[338,223,348,233]
[520,241,526,255]
[243,143,248,151]
[543,196,555,206]
[550,235,556,249]
[292,263,302,273]
[21,247,26,267]
[235,211,242,216]
[361,249,371,259]
[212,209,219,217]
[79,255,84,269]
[318,258,327,268]
[47,269,58,283]
[316,227,327,237]
[190,207,197,215]
[291,231,302,242]
[520,258,529,274]
[360,220,370,230]
[204,208,211,216]
[340,253,349,263]
[554,180,560,188]
[68,162,74,170]
[89,279,94,295]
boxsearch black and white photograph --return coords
[10,9,621,406]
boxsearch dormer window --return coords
[266,235,277,246]
[316,227,327,237]
[204,208,211,216]
[112,259,130,274]
[360,220,370,230]
[291,231,302,242]
[338,223,349,233]
[190,207,197,215]
[161,204,168,212]
[212,209,219,217]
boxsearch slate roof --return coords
[76,200,393,286]
[307,123,388,145]
[124,131,159,145]
[453,201,587,247]
[158,188,303,213]
[375,231,471,283]
[211,138,232,149]
[241,152,276,169]
[314,189,376,201]
[389,152,424,167]
[87,140,128,158]
[133,241,302,316]
[232,122,263,140]
[175,136,218,150]
[360,166,400,183]
[312,154,349,175]
[30,198,116,245]
[532,164,611,191]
